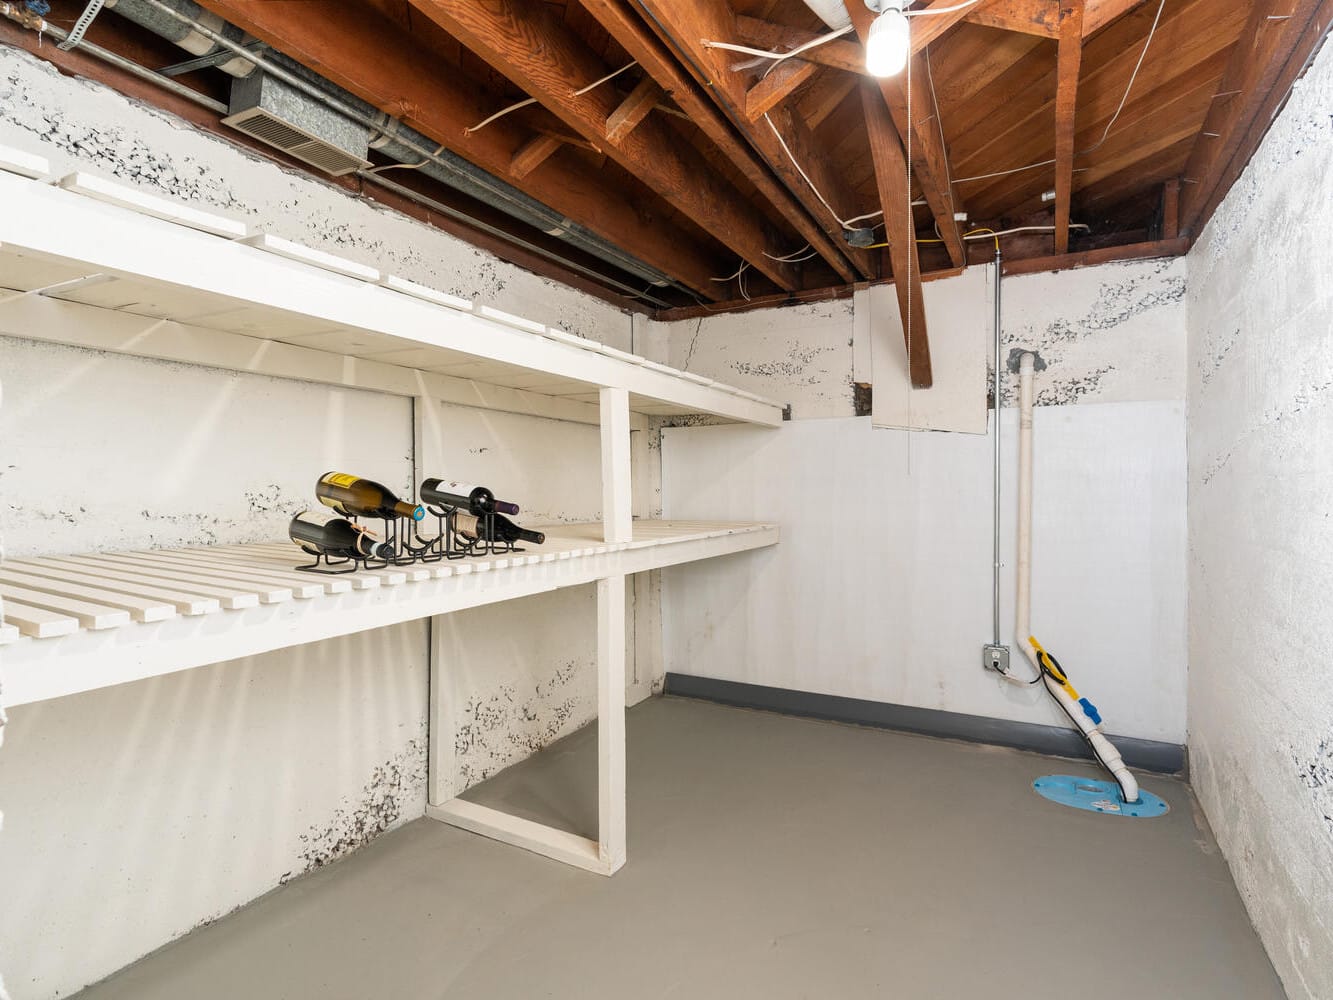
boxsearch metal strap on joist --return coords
[57,0,106,50]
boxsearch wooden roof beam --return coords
[745,61,820,120]
[1054,2,1084,253]
[861,80,933,388]
[1082,0,1151,36]
[631,0,877,281]
[193,0,727,299]
[605,76,662,142]
[510,134,563,180]
[966,0,1061,37]
[844,2,967,268]
[580,0,861,283]
[1178,0,1333,235]
[406,0,802,292]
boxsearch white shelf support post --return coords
[600,386,632,544]
[598,573,628,873]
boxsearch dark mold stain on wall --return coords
[454,659,585,790]
[292,738,428,876]
[1295,737,1333,837]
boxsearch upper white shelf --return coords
[0,162,784,427]
[1,520,778,707]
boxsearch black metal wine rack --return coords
[295,505,523,575]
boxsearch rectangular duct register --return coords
[222,70,371,176]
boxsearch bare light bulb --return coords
[865,5,909,77]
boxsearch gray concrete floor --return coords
[77,697,1285,1000]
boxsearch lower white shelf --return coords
[0,520,778,707]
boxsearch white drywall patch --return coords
[869,264,990,433]
[1186,38,1333,1000]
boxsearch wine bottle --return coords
[316,472,424,521]
[420,478,520,516]
[454,511,545,546]
[289,511,394,560]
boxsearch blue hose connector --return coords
[1079,697,1102,725]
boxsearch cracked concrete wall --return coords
[1185,38,1333,1000]
[0,42,649,1000]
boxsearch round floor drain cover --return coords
[1033,775,1169,817]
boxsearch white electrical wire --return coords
[1080,0,1168,154]
[952,0,1169,186]
[572,60,638,96]
[964,224,1091,239]
[902,0,981,15]
[464,96,536,134]
[702,24,853,65]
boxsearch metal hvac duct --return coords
[106,0,686,296]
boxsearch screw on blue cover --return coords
[1078,697,1102,725]
[25,1,52,15]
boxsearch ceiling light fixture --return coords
[864,0,909,77]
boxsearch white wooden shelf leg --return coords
[427,614,454,807]
[598,573,627,873]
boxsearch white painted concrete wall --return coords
[1185,39,1333,1000]
[0,43,648,1000]
[660,256,1189,744]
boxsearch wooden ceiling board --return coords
[50,0,1314,312]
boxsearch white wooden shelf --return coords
[0,521,777,708]
[0,164,785,427]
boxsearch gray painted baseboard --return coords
[663,673,1186,776]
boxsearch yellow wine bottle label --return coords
[321,472,359,489]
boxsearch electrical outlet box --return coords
[983,644,1010,674]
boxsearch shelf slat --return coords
[2,560,222,615]
[30,556,263,610]
[0,569,176,623]
[0,584,131,631]
[1,600,81,639]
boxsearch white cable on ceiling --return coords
[953,0,1169,186]
[572,60,638,96]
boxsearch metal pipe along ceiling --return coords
[104,0,688,302]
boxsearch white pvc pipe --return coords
[1014,353,1140,804]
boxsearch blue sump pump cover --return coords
[1033,775,1169,818]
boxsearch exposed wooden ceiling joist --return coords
[1053,1,1084,253]
[844,1,967,267]
[965,0,1062,37]
[406,0,805,292]
[630,0,879,281]
[1178,0,1333,235]
[861,80,933,388]
[579,0,862,284]
[194,0,730,300]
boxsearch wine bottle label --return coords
[294,509,337,526]
[320,472,359,489]
[454,512,481,539]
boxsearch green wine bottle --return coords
[289,511,394,560]
[316,472,424,521]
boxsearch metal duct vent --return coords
[222,71,370,176]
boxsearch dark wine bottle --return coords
[454,511,545,546]
[289,511,394,560]
[316,472,424,521]
[420,478,520,516]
